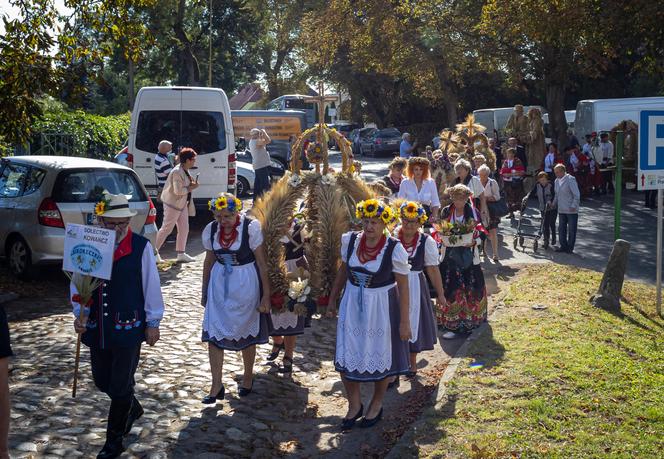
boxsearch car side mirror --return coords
[236,137,246,151]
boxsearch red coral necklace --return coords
[218,216,240,249]
[357,233,387,264]
[398,229,419,256]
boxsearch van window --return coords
[53,169,147,203]
[136,110,227,154]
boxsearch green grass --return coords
[421,265,664,458]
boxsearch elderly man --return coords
[400,133,416,159]
[507,137,528,169]
[72,192,164,458]
[154,140,174,196]
[552,164,580,254]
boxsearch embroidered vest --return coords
[83,233,148,349]
[210,217,256,266]
[408,233,429,272]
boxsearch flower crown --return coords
[355,199,398,225]
[208,195,243,212]
[400,201,428,224]
[94,196,112,216]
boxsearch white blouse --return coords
[393,229,440,267]
[481,178,500,201]
[202,214,263,252]
[463,175,485,198]
[340,232,410,275]
[398,178,441,208]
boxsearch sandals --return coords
[266,342,285,361]
[278,356,293,373]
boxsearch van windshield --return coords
[136,111,227,154]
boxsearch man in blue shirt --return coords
[400,133,416,158]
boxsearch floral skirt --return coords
[436,261,487,333]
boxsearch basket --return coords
[441,232,474,247]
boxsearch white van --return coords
[127,86,237,207]
[574,97,664,138]
[473,106,547,136]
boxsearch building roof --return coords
[229,83,265,110]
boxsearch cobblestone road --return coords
[5,256,464,458]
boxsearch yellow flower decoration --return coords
[400,201,428,225]
[208,195,243,212]
[94,201,106,216]
[356,200,398,226]
[363,199,380,218]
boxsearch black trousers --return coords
[542,209,557,243]
[601,170,614,193]
[90,345,141,402]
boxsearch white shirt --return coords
[463,175,485,198]
[248,138,271,170]
[398,178,441,208]
[70,240,165,327]
[392,229,440,267]
[599,140,614,165]
[202,214,263,252]
[481,177,500,202]
[544,152,555,172]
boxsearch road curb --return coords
[386,321,492,458]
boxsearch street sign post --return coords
[638,110,664,318]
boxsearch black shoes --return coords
[387,376,399,389]
[266,343,285,361]
[359,408,384,428]
[124,396,144,435]
[278,356,293,373]
[238,381,253,397]
[341,404,364,431]
[97,398,131,459]
[202,385,225,404]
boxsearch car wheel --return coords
[8,236,34,279]
[236,176,250,198]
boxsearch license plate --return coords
[86,213,99,225]
[146,188,159,198]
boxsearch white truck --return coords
[574,97,664,137]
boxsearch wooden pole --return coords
[72,334,82,398]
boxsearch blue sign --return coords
[639,110,664,171]
[70,244,104,274]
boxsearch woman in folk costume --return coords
[395,201,445,378]
[327,199,411,430]
[200,193,272,403]
[267,212,307,373]
[435,185,488,340]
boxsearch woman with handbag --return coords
[500,148,526,218]
[435,185,488,339]
[478,165,503,262]
[155,148,199,263]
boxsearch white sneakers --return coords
[155,253,164,264]
[176,253,196,263]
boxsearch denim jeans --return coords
[253,166,270,200]
[558,213,578,252]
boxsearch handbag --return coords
[487,197,509,218]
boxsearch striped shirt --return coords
[154,153,173,188]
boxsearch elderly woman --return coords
[395,201,445,378]
[500,147,526,218]
[471,155,486,176]
[398,157,441,222]
[380,157,408,195]
[155,148,199,263]
[200,193,272,403]
[327,200,411,430]
[454,159,488,223]
[436,185,488,339]
[478,165,501,261]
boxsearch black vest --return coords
[407,233,429,272]
[346,232,398,289]
[210,217,256,266]
[284,223,304,261]
[83,233,148,349]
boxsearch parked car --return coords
[0,156,158,278]
[235,161,255,198]
[350,127,377,156]
[359,128,402,157]
[328,123,361,148]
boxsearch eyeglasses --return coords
[102,220,131,229]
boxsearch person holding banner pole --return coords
[71,192,164,459]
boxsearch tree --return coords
[0,0,58,145]
[480,0,620,147]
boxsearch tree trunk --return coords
[128,58,135,111]
[545,81,567,149]
[174,0,200,85]
[590,239,631,312]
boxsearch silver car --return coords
[0,156,158,278]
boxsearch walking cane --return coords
[72,333,82,398]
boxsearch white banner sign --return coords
[62,224,116,280]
